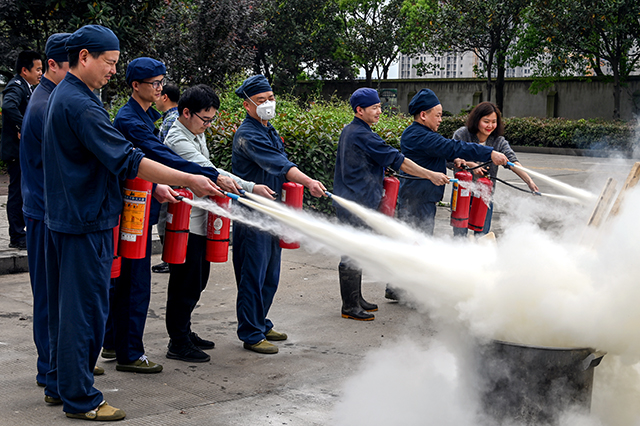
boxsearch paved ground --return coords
[0,152,636,425]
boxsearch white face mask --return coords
[246,92,276,121]
[256,100,276,121]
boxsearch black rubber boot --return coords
[339,266,374,321]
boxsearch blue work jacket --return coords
[398,121,493,205]
[113,97,219,224]
[43,73,145,234]
[333,117,404,219]
[21,76,55,221]
[232,115,295,194]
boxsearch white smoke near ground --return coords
[190,163,640,425]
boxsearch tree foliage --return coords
[517,0,640,119]
[0,0,162,94]
[251,0,356,93]
[339,0,405,87]
[401,0,529,112]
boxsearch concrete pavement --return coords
[0,152,636,425]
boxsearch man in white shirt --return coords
[163,84,275,362]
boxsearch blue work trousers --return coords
[45,228,111,414]
[25,217,49,385]
[232,223,281,345]
[106,231,152,364]
[166,233,210,344]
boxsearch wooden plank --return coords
[607,162,640,219]
[586,177,617,228]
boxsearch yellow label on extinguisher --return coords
[451,182,459,211]
[121,189,148,236]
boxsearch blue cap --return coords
[408,89,440,115]
[235,75,272,99]
[125,57,166,87]
[349,88,380,112]
[65,25,120,54]
[45,33,72,63]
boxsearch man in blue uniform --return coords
[43,25,221,421]
[232,75,326,354]
[1,50,42,249]
[397,89,508,235]
[19,32,107,394]
[334,88,449,320]
[107,57,240,374]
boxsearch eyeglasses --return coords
[193,111,217,125]
[139,78,166,89]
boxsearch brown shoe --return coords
[44,395,62,405]
[93,366,105,375]
[265,329,288,341]
[65,400,126,421]
[243,339,278,354]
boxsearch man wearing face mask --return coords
[232,75,326,354]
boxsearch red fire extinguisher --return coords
[450,170,473,228]
[206,195,231,263]
[468,177,493,232]
[162,189,193,264]
[280,182,304,249]
[379,176,400,217]
[118,178,152,259]
[111,221,121,279]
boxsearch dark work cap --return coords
[349,88,380,112]
[235,75,272,99]
[45,33,72,63]
[408,89,441,115]
[126,57,166,87]
[65,25,120,54]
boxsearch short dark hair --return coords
[178,84,220,116]
[68,50,102,68]
[162,83,181,103]
[467,102,504,137]
[15,50,42,74]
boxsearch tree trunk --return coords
[365,68,373,87]
[612,70,621,120]
[495,64,506,112]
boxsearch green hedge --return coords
[440,116,637,151]
[105,92,637,215]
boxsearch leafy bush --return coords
[107,90,637,215]
[207,95,411,214]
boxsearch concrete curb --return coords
[0,238,163,275]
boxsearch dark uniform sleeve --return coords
[357,132,405,171]
[236,131,295,178]
[116,118,220,182]
[1,83,25,130]
[74,105,143,180]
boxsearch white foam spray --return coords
[510,163,598,203]
[184,171,640,424]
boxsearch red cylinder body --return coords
[162,189,193,264]
[279,182,304,249]
[118,178,152,259]
[206,196,231,263]
[379,176,400,217]
[468,177,493,232]
[111,222,121,279]
[450,170,473,228]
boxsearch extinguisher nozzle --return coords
[533,191,542,196]
[238,189,246,195]
[449,179,459,184]
[506,161,515,167]
[175,195,183,201]
[324,191,333,198]
[224,192,240,201]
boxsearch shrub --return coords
[108,90,638,215]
